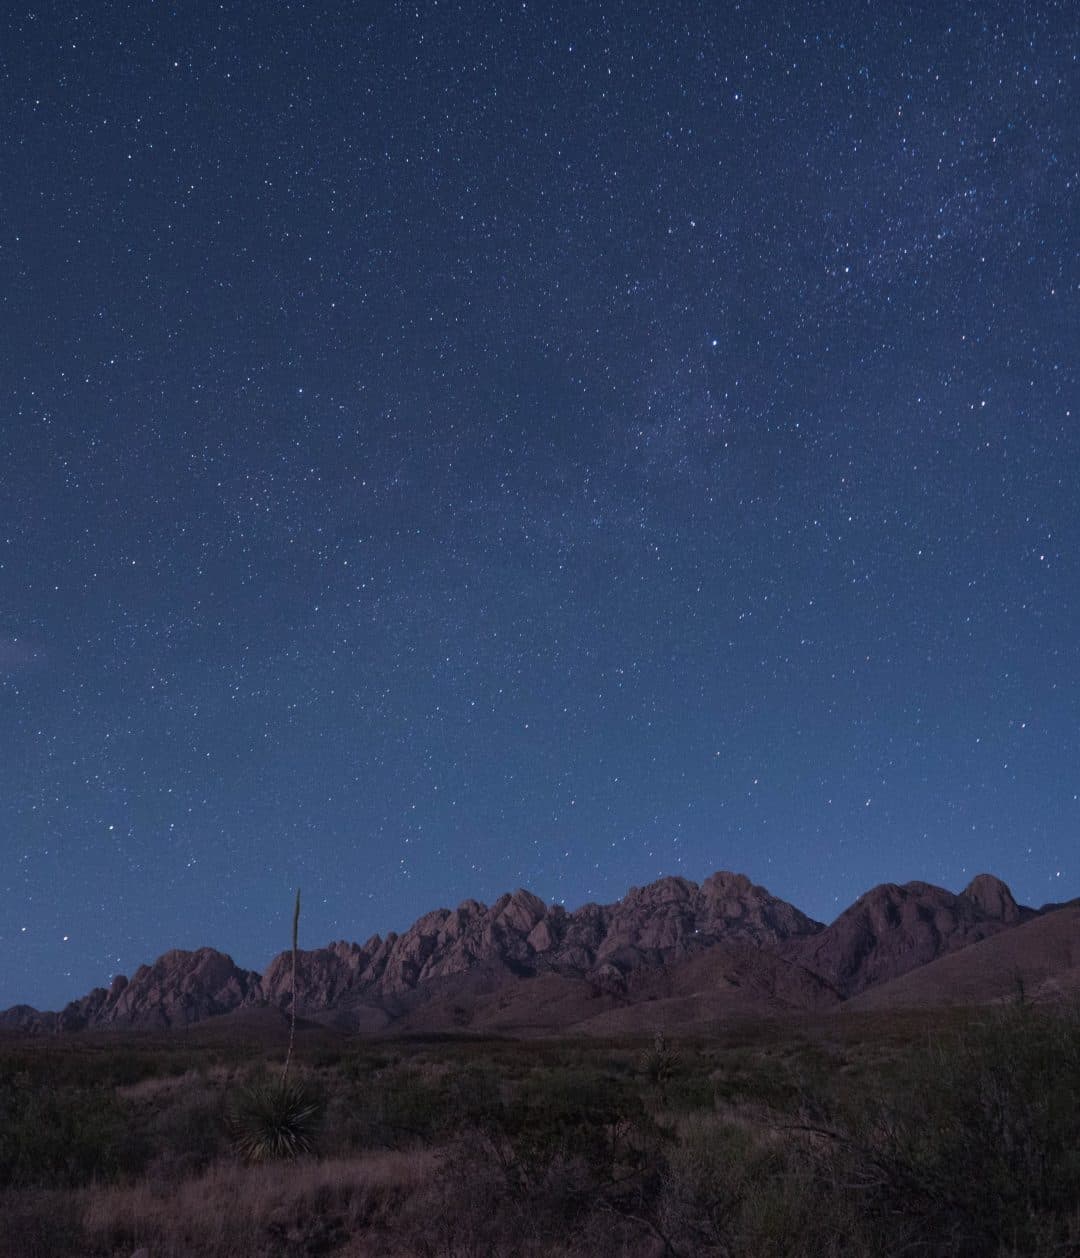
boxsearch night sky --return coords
[2,3,1077,1011]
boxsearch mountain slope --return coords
[845,903,1080,1011]
[782,874,1030,997]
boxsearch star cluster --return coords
[1,2,1077,1008]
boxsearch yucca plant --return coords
[638,1029,681,1087]
[228,1076,322,1162]
[228,887,322,1160]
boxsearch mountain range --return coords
[3,871,1076,1037]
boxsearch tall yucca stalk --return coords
[282,886,300,1083]
[229,886,321,1162]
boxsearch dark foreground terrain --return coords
[2,1000,1079,1258]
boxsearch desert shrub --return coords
[464,1064,666,1250]
[2,1011,1074,1256]
[504,1066,643,1160]
[92,1049,161,1088]
[659,1116,762,1250]
[340,1048,395,1081]
[665,1072,718,1113]
[788,1003,1080,1257]
[655,1114,905,1257]
[0,1075,148,1189]
[1,1045,204,1092]
[524,1065,637,1120]
[710,1042,836,1114]
[644,1007,1080,1258]
[358,1055,664,1254]
[143,1086,228,1175]
[892,1003,1080,1254]
[326,1064,457,1152]
[406,1136,522,1257]
[445,1060,506,1128]
[369,1067,454,1142]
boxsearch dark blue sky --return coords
[2,1,1077,1010]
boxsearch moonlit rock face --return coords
[963,873,1022,924]
[527,918,557,953]
[494,889,547,934]
[1,871,1040,1033]
[248,870,821,1009]
[847,904,1080,1012]
[786,877,1028,996]
[104,949,260,1027]
[260,941,371,1009]
[595,872,821,966]
[32,948,264,1032]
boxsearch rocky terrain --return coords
[2,869,1071,1036]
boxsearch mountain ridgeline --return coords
[4,871,1074,1036]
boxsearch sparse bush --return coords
[364,1065,455,1146]
[786,1002,1080,1257]
[659,1115,758,1250]
[0,1074,147,1188]
[144,1086,227,1175]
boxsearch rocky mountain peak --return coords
[702,870,753,897]
[104,948,261,1028]
[786,876,1029,996]
[962,873,1022,923]
[1,869,1039,1035]
[493,888,547,933]
[255,871,822,1010]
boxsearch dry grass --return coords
[115,1067,205,1100]
[81,1149,441,1258]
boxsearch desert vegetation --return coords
[1,1001,1078,1257]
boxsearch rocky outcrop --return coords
[259,939,371,1009]
[105,949,261,1028]
[26,949,263,1032]
[962,873,1026,924]
[784,875,1027,997]
[254,873,823,1014]
[593,872,821,969]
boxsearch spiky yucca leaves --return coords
[228,1076,323,1162]
[226,888,316,1163]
